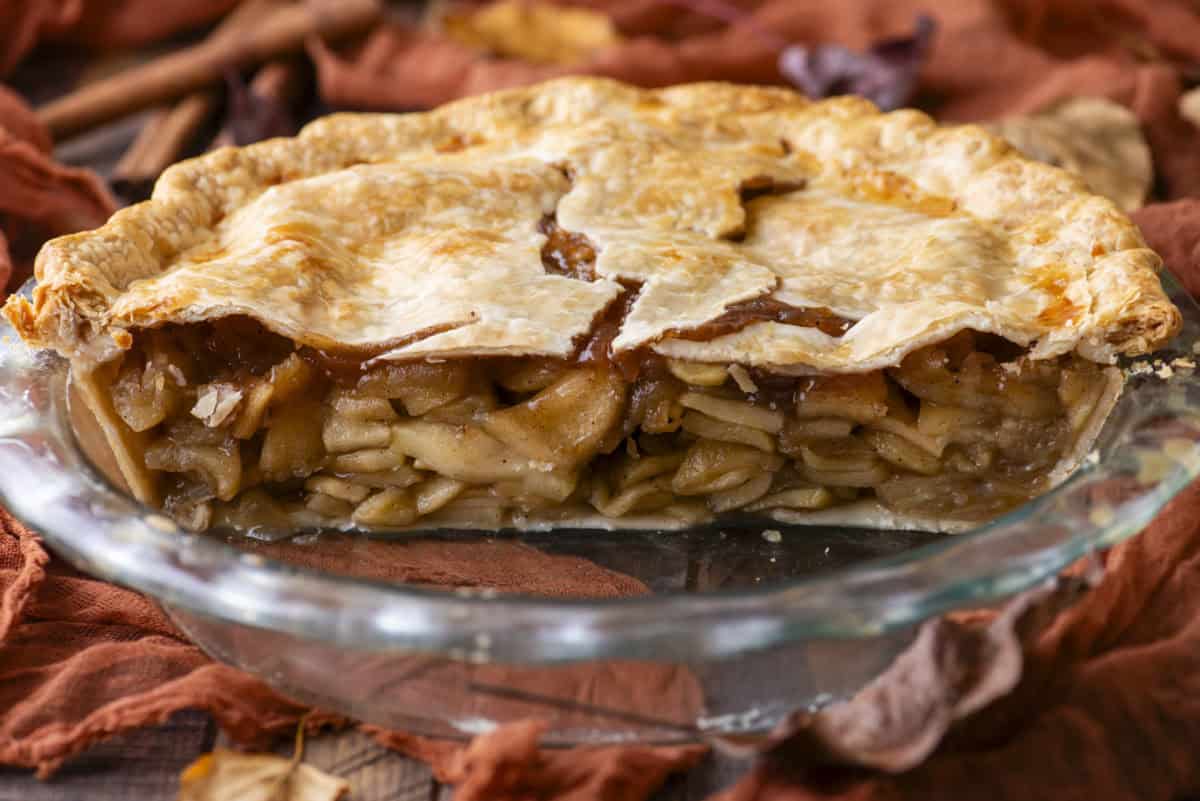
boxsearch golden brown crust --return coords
[3,78,1181,371]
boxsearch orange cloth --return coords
[0,509,706,794]
[0,85,113,293]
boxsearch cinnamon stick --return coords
[110,95,216,198]
[111,0,278,193]
[38,0,381,141]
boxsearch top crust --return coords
[4,78,1181,371]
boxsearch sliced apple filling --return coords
[90,322,1117,532]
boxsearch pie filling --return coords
[94,316,1112,532]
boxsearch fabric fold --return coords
[0,86,114,293]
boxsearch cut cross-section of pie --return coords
[5,78,1181,533]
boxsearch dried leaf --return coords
[178,720,347,801]
[440,0,621,65]
[986,97,1153,212]
[778,15,936,111]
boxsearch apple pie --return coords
[4,78,1181,533]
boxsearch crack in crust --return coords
[3,77,1181,375]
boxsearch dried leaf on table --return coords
[986,97,1153,212]
[178,721,347,801]
[177,751,347,801]
[438,0,621,65]
[778,15,936,111]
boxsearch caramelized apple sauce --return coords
[571,287,854,382]
[539,215,597,281]
[670,297,854,340]
[105,321,1110,532]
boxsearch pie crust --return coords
[3,78,1181,533]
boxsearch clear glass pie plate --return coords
[3,274,1200,744]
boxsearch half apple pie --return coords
[4,78,1181,533]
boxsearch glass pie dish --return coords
[3,269,1200,744]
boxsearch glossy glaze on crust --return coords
[4,78,1181,373]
